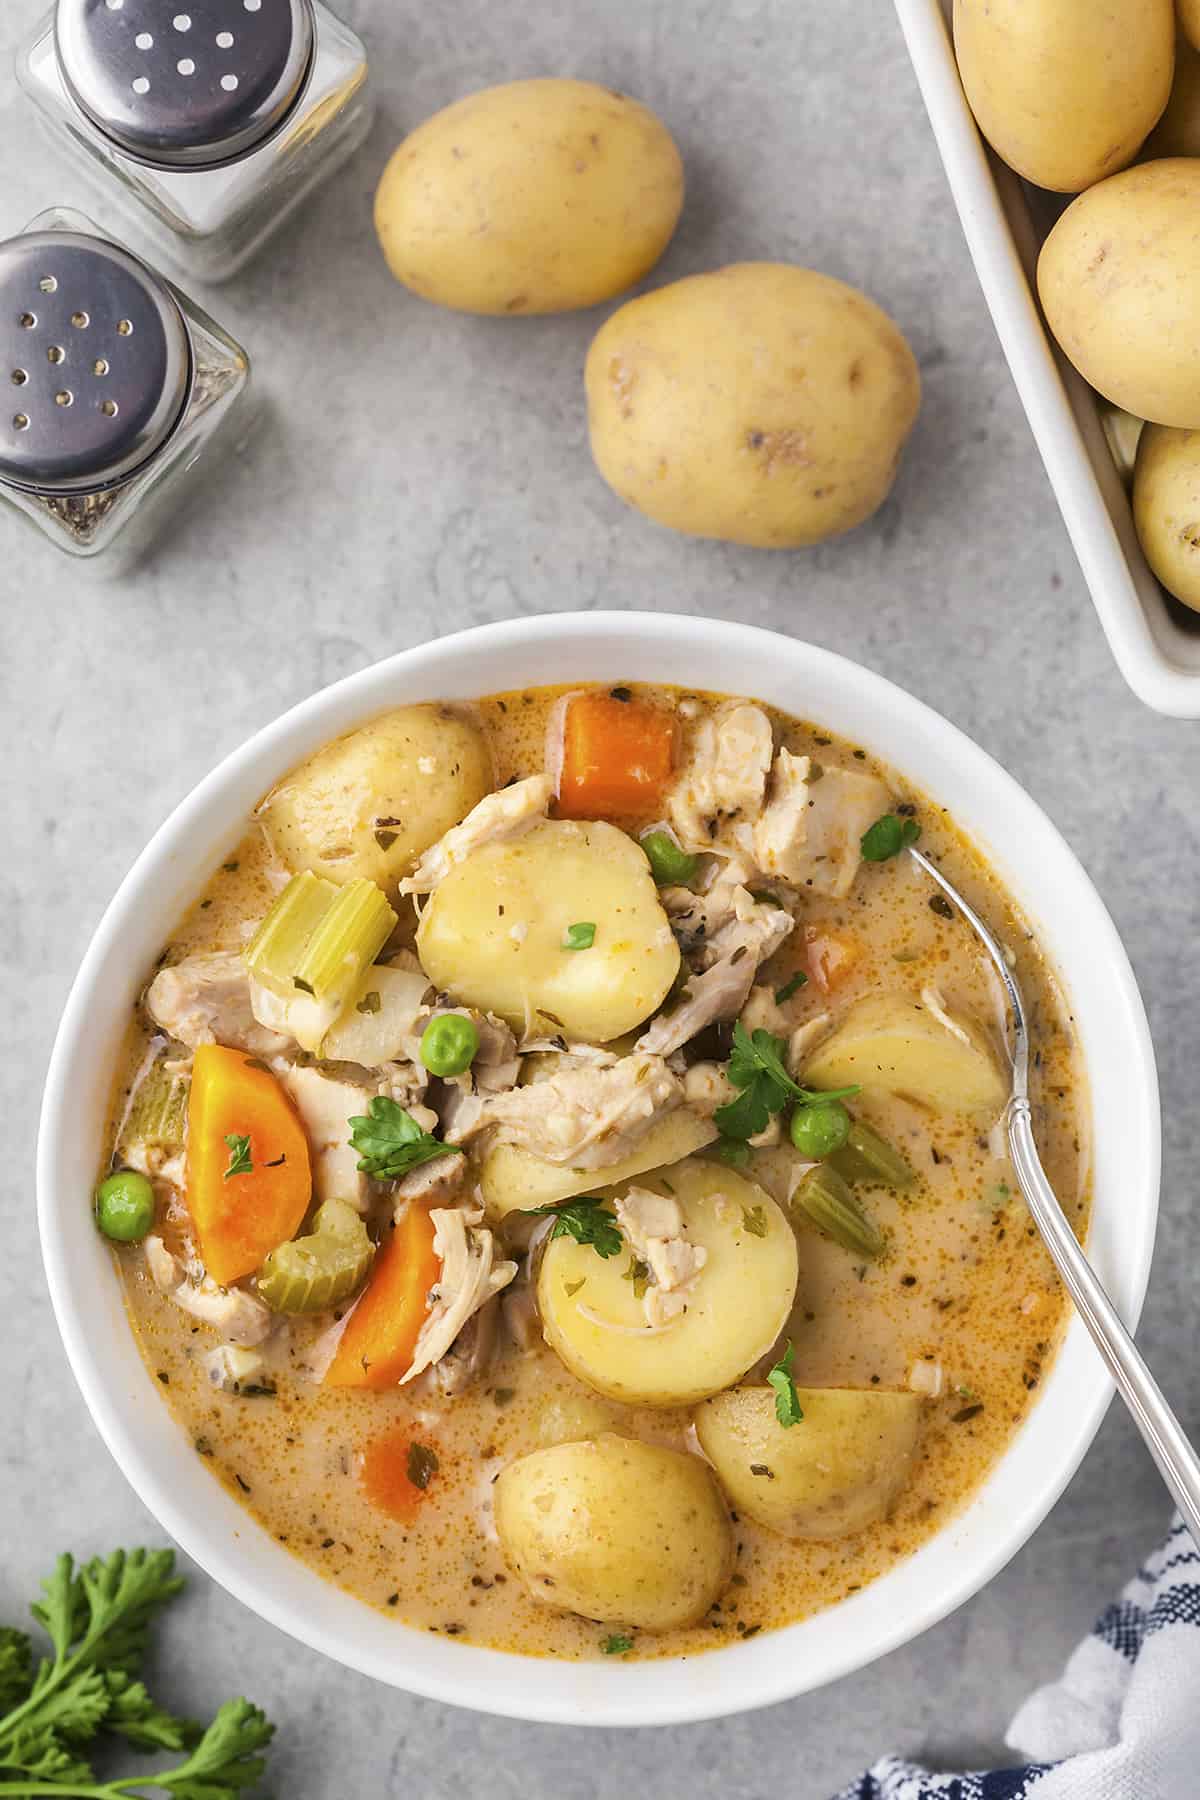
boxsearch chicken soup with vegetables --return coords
[98,684,1088,1658]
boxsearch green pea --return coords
[420,1012,480,1077]
[95,1169,155,1243]
[789,1100,851,1160]
[640,830,698,887]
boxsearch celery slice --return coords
[244,873,397,1052]
[119,1054,189,1158]
[829,1121,915,1191]
[244,871,338,996]
[255,1199,375,1314]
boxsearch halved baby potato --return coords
[479,1108,718,1220]
[260,706,492,897]
[538,1158,798,1407]
[695,1386,922,1539]
[801,992,1007,1119]
[494,1434,732,1631]
[416,819,680,1042]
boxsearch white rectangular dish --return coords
[893,0,1200,717]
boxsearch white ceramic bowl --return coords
[38,612,1159,1727]
[893,0,1200,718]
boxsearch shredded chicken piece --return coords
[682,1061,736,1116]
[446,1052,682,1169]
[785,764,894,898]
[144,1235,271,1345]
[204,1343,268,1392]
[637,888,794,1058]
[614,1184,707,1327]
[502,1283,542,1354]
[403,1206,516,1384]
[740,983,791,1039]
[281,1066,376,1213]
[920,984,973,1047]
[399,774,553,895]
[433,1295,501,1397]
[752,749,812,880]
[393,1153,471,1205]
[668,703,774,859]
[787,1013,833,1077]
[145,952,292,1057]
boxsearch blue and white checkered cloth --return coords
[836,1516,1199,1800]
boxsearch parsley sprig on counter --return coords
[0,1547,273,1798]
[347,1096,462,1181]
[714,1023,858,1143]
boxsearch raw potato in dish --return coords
[97,679,1088,1662]
[374,79,684,316]
[1037,161,1200,430]
[1132,426,1200,613]
[952,0,1173,193]
[584,263,921,548]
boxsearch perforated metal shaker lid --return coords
[0,232,192,495]
[55,0,315,169]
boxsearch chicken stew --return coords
[98,684,1088,1660]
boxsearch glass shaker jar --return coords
[17,1,372,283]
[0,208,252,569]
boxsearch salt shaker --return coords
[0,208,251,567]
[17,1,372,283]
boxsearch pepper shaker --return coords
[17,1,372,283]
[0,208,251,567]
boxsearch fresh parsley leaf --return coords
[406,1443,440,1492]
[347,1096,462,1181]
[774,972,808,1004]
[767,1342,803,1428]
[622,1256,650,1299]
[0,1548,274,1800]
[154,1696,274,1798]
[528,1196,623,1259]
[860,813,921,862]
[714,1024,859,1142]
[715,1139,751,1168]
[601,1633,634,1655]
[741,1205,768,1238]
[222,1134,252,1181]
[562,921,597,951]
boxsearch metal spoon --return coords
[910,847,1200,1544]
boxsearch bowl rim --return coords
[37,610,1160,1727]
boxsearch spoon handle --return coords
[1008,1097,1200,1545]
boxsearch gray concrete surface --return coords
[2,1,1195,1792]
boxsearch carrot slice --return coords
[325,1203,441,1389]
[360,1426,441,1524]
[557,692,675,820]
[185,1044,312,1286]
[805,925,863,995]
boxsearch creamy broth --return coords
[102,684,1087,1661]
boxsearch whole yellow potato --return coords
[259,707,492,898]
[374,79,684,316]
[1133,424,1200,611]
[1146,31,1200,156]
[494,1435,732,1630]
[1181,0,1200,53]
[1038,161,1200,428]
[694,1387,922,1540]
[952,0,1173,193]
[585,263,919,549]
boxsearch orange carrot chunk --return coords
[360,1426,441,1525]
[185,1044,312,1287]
[557,692,675,820]
[805,925,863,995]
[325,1203,441,1389]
